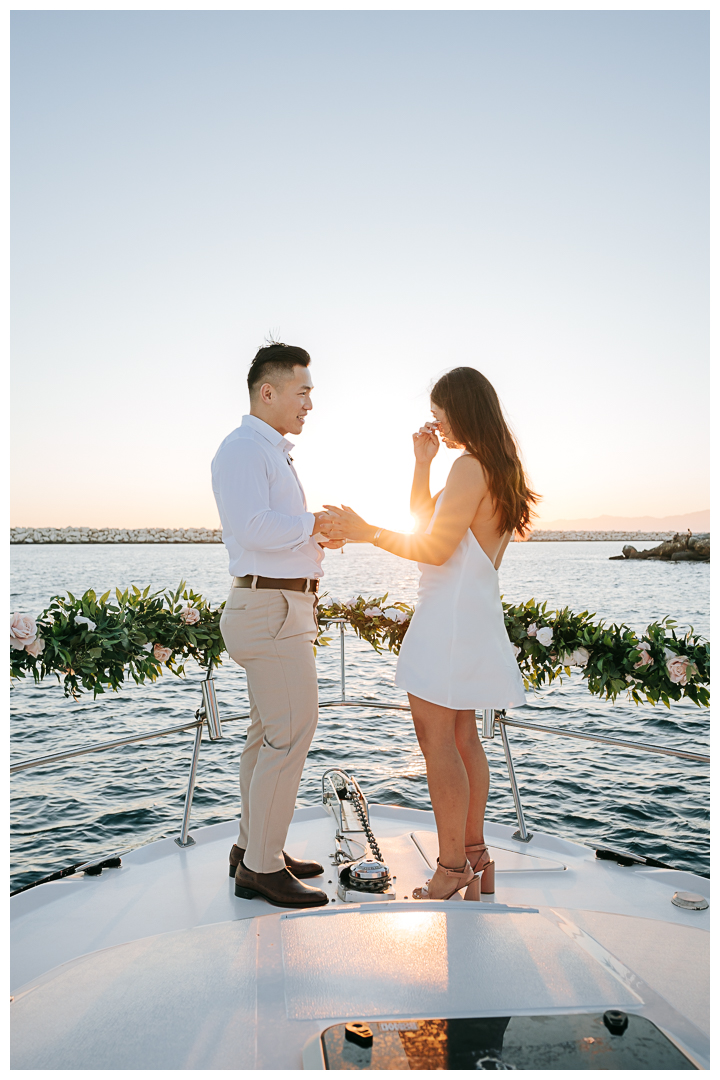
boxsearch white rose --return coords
[384,608,409,623]
[346,595,359,608]
[633,644,653,669]
[526,623,538,637]
[569,647,589,668]
[25,637,45,658]
[365,606,383,618]
[75,615,97,632]
[10,612,37,649]
[142,643,153,652]
[511,644,521,659]
[536,626,554,647]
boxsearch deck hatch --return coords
[281,908,638,1020]
[411,830,566,872]
[319,1013,698,1070]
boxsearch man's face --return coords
[259,365,314,436]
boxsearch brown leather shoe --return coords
[229,844,323,880]
[234,862,329,907]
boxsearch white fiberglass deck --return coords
[10,803,709,1070]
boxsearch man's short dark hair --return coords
[247,342,311,396]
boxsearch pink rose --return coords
[633,641,654,669]
[364,607,383,618]
[153,644,172,663]
[666,654,690,686]
[24,637,45,658]
[10,612,37,650]
[527,623,537,637]
[180,607,200,625]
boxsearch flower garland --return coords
[10,584,710,708]
[10,584,224,700]
[320,594,709,708]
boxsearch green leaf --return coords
[10,583,709,706]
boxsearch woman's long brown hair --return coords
[431,367,540,538]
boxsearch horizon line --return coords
[9,510,710,532]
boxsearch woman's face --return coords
[430,402,463,449]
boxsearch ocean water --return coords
[10,541,710,891]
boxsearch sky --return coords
[11,10,709,532]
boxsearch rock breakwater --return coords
[612,532,710,563]
[11,527,223,544]
[527,530,676,542]
[11,527,689,544]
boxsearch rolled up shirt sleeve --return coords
[215,439,315,552]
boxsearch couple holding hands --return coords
[211,342,537,908]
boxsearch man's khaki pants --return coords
[220,585,318,874]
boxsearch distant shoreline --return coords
[10,527,698,545]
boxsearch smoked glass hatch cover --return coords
[320,1013,697,1070]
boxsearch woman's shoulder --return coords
[448,453,488,488]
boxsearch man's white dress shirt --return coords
[211,414,325,579]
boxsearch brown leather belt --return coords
[233,575,319,594]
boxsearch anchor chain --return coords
[348,789,384,863]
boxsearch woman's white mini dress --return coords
[394,494,526,711]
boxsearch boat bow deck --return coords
[10,803,709,1070]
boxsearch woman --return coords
[324,367,539,901]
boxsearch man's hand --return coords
[312,511,333,535]
[313,511,346,547]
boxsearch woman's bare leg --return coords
[408,693,468,869]
[455,711,490,847]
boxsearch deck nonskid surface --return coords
[11,804,708,992]
[11,803,710,1070]
[11,898,709,1069]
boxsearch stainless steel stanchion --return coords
[499,720,532,843]
[481,709,495,739]
[175,721,203,848]
[201,678,223,741]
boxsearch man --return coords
[212,342,343,907]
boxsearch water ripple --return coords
[10,541,709,890]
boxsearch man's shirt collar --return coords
[242,414,295,454]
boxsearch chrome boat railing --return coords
[10,619,710,852]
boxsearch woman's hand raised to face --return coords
[322,505,376,543]
[413,422,440,465]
